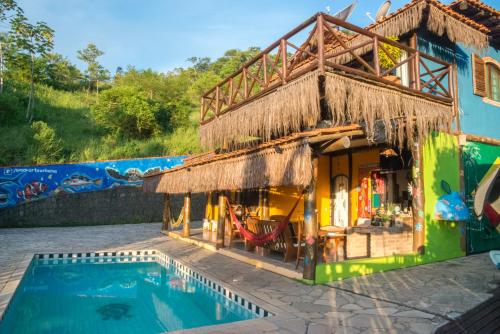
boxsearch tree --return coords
[91,86,161,139]
[77,43,107,97]
[30,120,63,164]
[9,14,54,122]
[0,0,21,94]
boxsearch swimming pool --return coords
[0,250,269,333]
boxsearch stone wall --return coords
[0,187,206,228]
[346,225,414,259]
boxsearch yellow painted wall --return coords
[269,154,331,226]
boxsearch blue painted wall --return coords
[417,31,500,139]
[0,156,184,209]
[455,44,500,139]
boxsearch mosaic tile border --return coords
[32,249,272,319]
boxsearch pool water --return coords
[0,257,256,333]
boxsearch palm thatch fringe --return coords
[200,71,320,151]
[324,72,453,148]
[327,0,486,66]
[143,139,313,194]
[426,5,488,51]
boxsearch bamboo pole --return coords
[303,155,319,281]
[162,193,171,232]
[411,142,425,255]
[183,192,191,238]
[217,192,226,249]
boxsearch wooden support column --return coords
[262,187,270,219]
[411,142,425,255]
[258,188,264,219]
[303,155,319,281]
[205,192,213,220]
[162,193,171,232]
[217,192,226,249]
[183,192,191,238]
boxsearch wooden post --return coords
[303,155,319,281]
[263,187,270,219]
[183,192,191,238]
[205,191,213,220]
[162,193,171,232]
[411,142,425,255]
[217,192,226,249]
[409,33,417,90]
[317,14,325,74]
[373,36,380,77]
[258,188,264,219]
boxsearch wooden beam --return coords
[162,193,171,232]
[319,136,351,154]
[309,130,364,144]
[303,155,319,281]
[183,192,191,237]
[263,187,270,219]
[217,192,226,249]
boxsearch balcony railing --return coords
[200,12,454,125]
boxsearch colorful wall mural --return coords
[463,141,500,254]
[0,157,184,209]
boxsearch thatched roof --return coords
[200,69,454,151]
[143,126,362,194]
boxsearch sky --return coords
[15,0,497,74]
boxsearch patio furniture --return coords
[246,219,297,262]
[319,226,346,263]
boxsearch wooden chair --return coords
[294,220,305,269]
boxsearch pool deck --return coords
[1,223,499,334]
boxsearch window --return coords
[472,54,500,104]
[486,62,500,102]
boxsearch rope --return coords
[170,206,184,228]
[226,193,303,246]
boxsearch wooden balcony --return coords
[200,12,455,150]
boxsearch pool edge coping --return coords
[0,249,292,333]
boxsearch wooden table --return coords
[319,226,346,263]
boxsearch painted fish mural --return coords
[17,182,48,200]
[62,175,103,188]
[434,180,470,221]
[0,156,184,209]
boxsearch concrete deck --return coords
[1,223,499,333]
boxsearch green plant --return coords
[378,36,402,70]
[30,120,63,164]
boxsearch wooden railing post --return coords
[183,192,191,237]
[373,36,380,77]
[303,155,319,281]
[280,39,288,82]
[317,14,325,74]
[217,192,226,249]
[215,86,220,116]
[243,68,249,98]
[262,55,268,87]
[415,51,421,91]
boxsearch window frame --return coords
[483,57,500,107]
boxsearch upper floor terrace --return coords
[199,0,489,151]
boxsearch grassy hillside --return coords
[0,82,200,166]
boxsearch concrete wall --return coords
[0,187,206,228]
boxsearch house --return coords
[144,0,498,284]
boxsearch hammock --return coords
[226,193,303,246]
[169,206,184,228]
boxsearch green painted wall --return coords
[463,141,500,254]
[316,133,465,284]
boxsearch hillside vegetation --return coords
[0,0,259,166]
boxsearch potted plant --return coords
[378,36,402,84]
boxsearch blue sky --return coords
[16,0,496,74]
